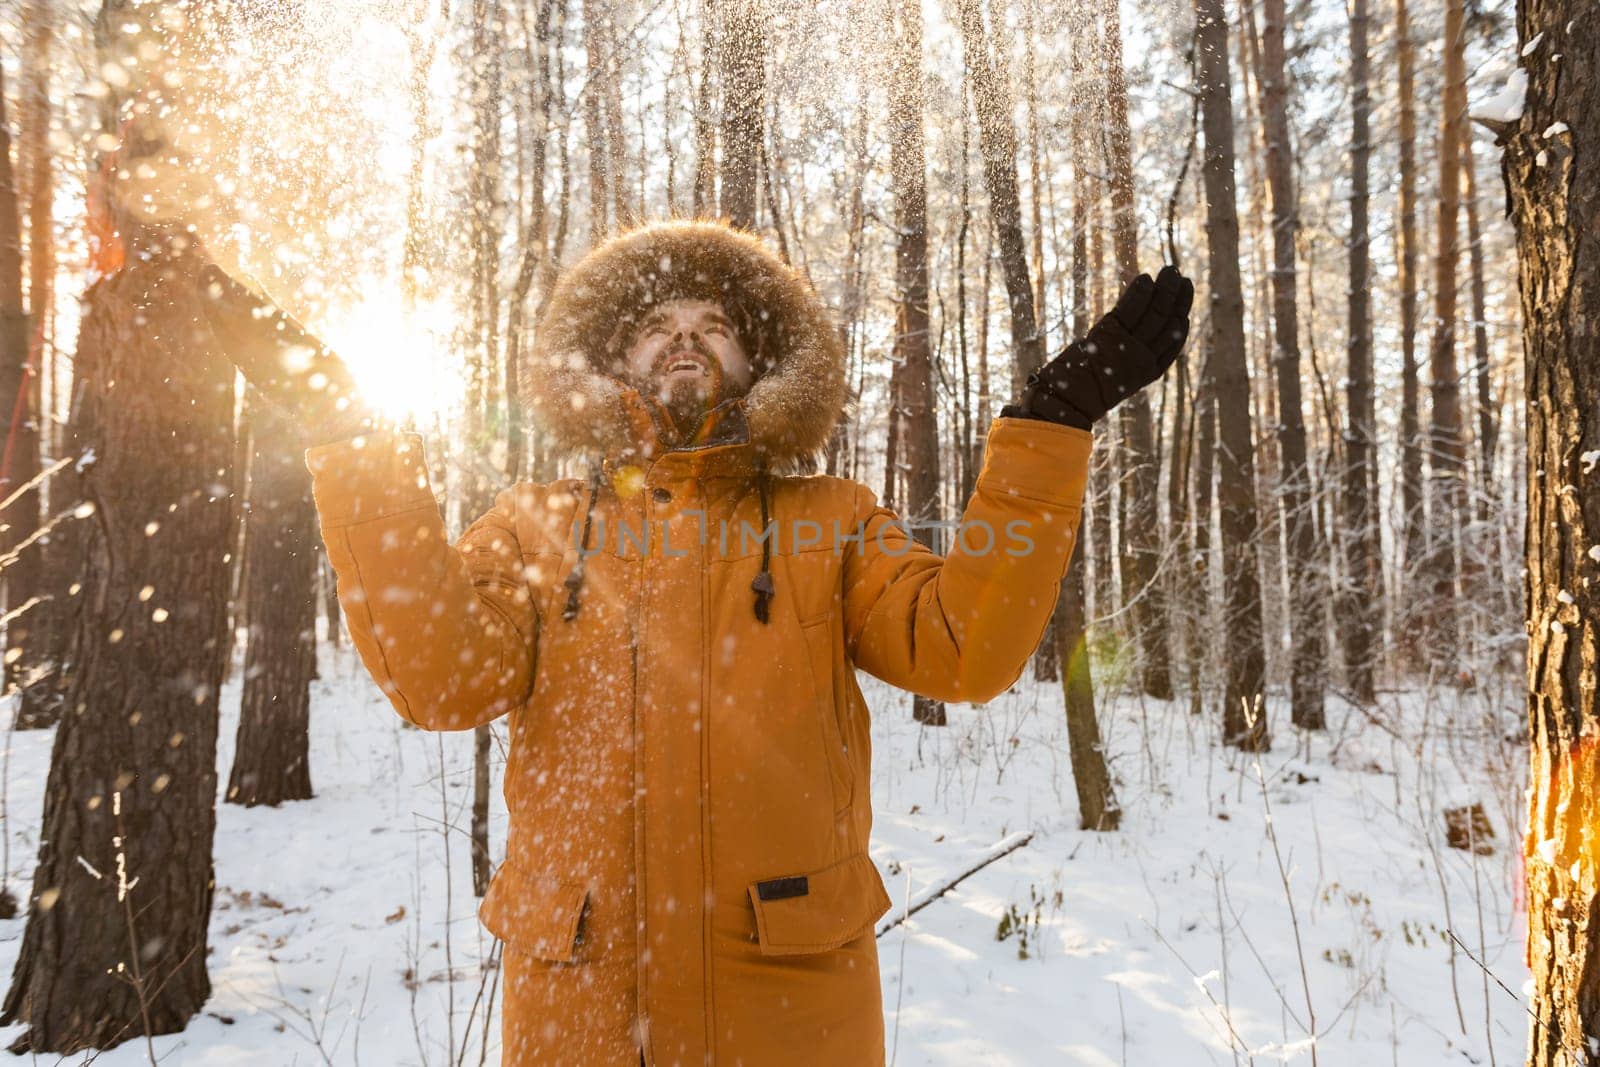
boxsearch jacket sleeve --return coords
[841,416,1092,704]
[305,431,536,731]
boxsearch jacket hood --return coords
[522,219,847,470]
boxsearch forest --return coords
[0,0,1594,1062]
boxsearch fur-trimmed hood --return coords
[522,220,847,469]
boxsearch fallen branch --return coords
[875,831,1034,938]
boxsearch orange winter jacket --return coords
[305,221,1093,1066]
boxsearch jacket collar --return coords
[600,387,765,488]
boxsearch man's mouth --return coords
[657,348,713,376]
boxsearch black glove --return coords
[1002,265,1194,430]
[196,264,379,444]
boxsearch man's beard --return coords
[651,341,729,441]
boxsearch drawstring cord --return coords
[751,468,775,624]
[563,468,604,622]
[561,464,777,625]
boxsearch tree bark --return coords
[1194,0,1267,750]
[602,3,631,231]
[1340,0,1381,705]
[1023,0,1060,685]
[1460,130,1495,520]
[226,397,315,808]
[583,0,612,237]
[1394,0,1425,658]
[401,0,443,313]
[1,7,53,727]
[507,0,558,488]
[887,0,944,726]
[12,1,78,732]
[468,0,504,896]
[718,0,764,231]
[975,233,994,486]
[1255,0,1324,727]
[1,244,233,1052]
[0,24,47,726]
[0,64,26,523]
[1057,22,1117,827]
[1100,0,1174,701]
[1424,0,1468,672]
[1059,535,1119,830]
[1190,335,1218,718]
[693,0,718,217]
[1503,8,1600,1061]
[955,117,975,501]
[321,549,341,647]
[957,0,1044,394]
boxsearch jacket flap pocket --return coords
[747,852,892,957]
[478,862,589,963]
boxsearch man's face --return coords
[620,299,754,421]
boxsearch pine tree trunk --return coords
[1,17,51,726]
[321,549,341,647]
[583,0,611,236]
[226,398,315,808]
[1101,0,1173,701]
[693,0,718,218]
[718,0,764,231]
[1194,0,1267,750]
[1056,22,1117,826]
[1460,131,1496,519]
[13,0,72,722]
[0,47,38,726]
[1059,536,1118,830]
[1190,337,1218,718]
[830,108,869,480]
[955,119,975,502]
[957,0,1044,393]
[1340,0,1381,705]
[887,0,945,726]
[1504,9,1600,1060]
[1394,0,1425,657]
[959,0,1048,707]
[507,0,558,487]
[0,63,27,535]
[401,0,446,314]
[1023,0,1060,685]
[1023,0,1047,345]
[22,0,51,404]
[975,239,993,485]
[468,0,503,896]
[221,409,251,687]
[9,470,81,729]
[1424,0,1468,675]
[1456,111,1502,679]
[1,247,233,1052]
[602,5,630,230]
[1072,34,1109,626]
[1255,0,1324,727]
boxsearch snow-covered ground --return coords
[0,644,1531,1064]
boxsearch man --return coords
[212,219,1191,1065]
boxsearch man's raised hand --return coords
[1003,265,1195,430]
[197,264,377,445]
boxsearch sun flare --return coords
[312,290,463,424]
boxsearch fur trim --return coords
[522,220,847,468]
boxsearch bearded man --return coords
[210,219,1191,1066]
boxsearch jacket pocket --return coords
[479,861,590,963]
[746,852,892,957]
